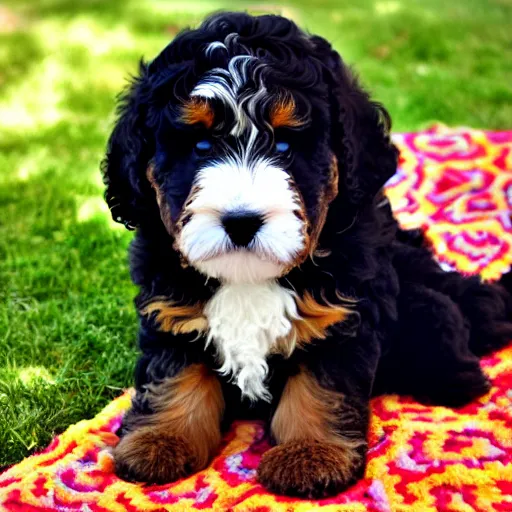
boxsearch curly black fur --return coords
[102,12,512,496]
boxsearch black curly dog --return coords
[102,12,512,498]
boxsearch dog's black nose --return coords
[222,211,264,247]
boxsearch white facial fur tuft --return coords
[177,157,305,283]
[204,281,298,401]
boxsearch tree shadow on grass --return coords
[14,0,131,24]
[0,31,45,95]
[12,0,227,38]
[1,160,138,465]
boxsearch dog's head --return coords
[102,12,398,284]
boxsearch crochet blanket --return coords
[2,126,512,512]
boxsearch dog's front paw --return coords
[257,439,363,498]
[113,427,197,484]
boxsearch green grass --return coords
[1,0,511,467]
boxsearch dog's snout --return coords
[221,211,264,247]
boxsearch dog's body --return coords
[103,12,512,498]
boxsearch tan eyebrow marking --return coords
[269,97,305,128]
[180,98,215,128]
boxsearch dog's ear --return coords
[311,36,399,206]
[101,61,154,229]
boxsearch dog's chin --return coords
[193,251,286,284]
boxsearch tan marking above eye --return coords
[180,98,215,129]
[270,96,305,128]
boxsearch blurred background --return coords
[0,0,511,467]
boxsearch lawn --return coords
[1,0,511,467]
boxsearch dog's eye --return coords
[195,140,212,153]
[275,141,290,153]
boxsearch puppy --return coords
[102,12,512,498]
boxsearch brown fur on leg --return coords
[258,366,365,497]
[114,429,195,484]
[270,366,362,451]
[258,440,361,498]
[114,364,224,484]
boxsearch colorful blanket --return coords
[2,126,512,512]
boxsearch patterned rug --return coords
[2,125,512,512]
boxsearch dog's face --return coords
[149,54,336,283]
[103,13,398,283]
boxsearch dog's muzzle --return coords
[174,158,309,283]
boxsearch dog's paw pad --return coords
[257,439,362,498]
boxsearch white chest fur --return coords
[204,282,298,401]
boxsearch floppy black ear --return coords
[312,37,399,206]
[101,61,154,229]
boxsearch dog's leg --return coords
[380,282,491,407]
[436,274,512,356]
[113,362,224,484]
[394,234,512,356]
[258,337,376,498]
